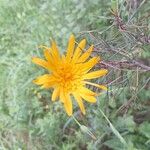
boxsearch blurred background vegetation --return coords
[0,0,149,149]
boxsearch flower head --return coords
[32,35,108,116]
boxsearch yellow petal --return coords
[32,57,49,70]
[73,92,85,114]
[80,87,96,96]
[51,87,60,101]
[84,81,107,90]
[59,88,73,116]
[33,74,53,85]
[80,93,96,103]
[63,94,73,116]
[39,45,59,69]
[77,45,94,63]
[51,41,60,60]
[44,49,52,62]
[66,34,75,60]
[81,57,100,73]
[59,88,65,103]
[72,39,86,62]
[41,82,55,89]
[83,69,108,79]
[43,49,57,70]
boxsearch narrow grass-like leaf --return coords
[99,108,127,146]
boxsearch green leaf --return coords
[139,122,150,139]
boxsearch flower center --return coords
[56,64,81,92]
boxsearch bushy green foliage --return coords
[0,0,149,149]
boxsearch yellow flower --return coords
[32,35,108,116]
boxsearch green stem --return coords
[72,115,81,127]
